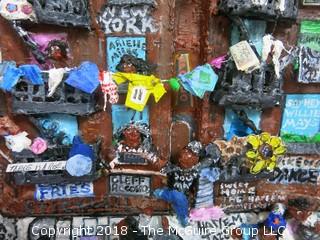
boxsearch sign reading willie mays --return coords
[109,174,151,196]
[280,94,320,143]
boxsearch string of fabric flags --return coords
[0,35,314,112]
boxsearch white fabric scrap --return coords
[0,0,36,21]
[5,131,32,153]
[47,68,67,97]
[262,35,285,79]
[272,40,285,79]
[276,0,286,12]
[262,35,273,62]
[100,71,119,111]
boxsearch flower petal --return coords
[267,161,276,171]
[246,150,258,159]
[269,136,281,149]
[250,160,266,174]
[260,132,271,143]
[269,155,276,162]
[247,135,260,150]
[274,145,286,155]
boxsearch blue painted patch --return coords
[281,94,320,138]
[37,114,78,145]
[35,183,94,201]
[223,108,261,140]
[107,36,146,72]
[6,3,18,13]
[111,104,149,134]
[231,19,267,56]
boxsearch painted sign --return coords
[98,5,158,34]
[108,0,156,5]
[218,182,286,211]
[119,152,147,164]
[107,36,146,72]
[111,104,149,134]
[197,214,247,240]
[6,161,67,173]
[269,156,320,184]
[167,213,250,240]
[298,46,320,83]
[280,94,320,143]
[109,174,151,196]
[35,183,94,201]
[303,0,320,5]
[223,108,261,141]
[299,20,320,52]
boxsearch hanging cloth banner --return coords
[178,64,218,98]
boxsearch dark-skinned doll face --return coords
[122,61,137,73]
[177,148,199,169]
[122,127,141,149]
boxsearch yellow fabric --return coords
[112,72,166,111]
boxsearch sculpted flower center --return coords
[259,144,273,159]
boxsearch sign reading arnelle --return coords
[109,174,151,196]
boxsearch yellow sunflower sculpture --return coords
[246,132,286,174]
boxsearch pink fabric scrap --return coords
[190,206,224,221]
[209,55,227,69]
[31,137,48,155]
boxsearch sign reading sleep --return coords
[280,94,320,143]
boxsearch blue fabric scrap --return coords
[178,64,218,98]
[65,61,99,94]
[69,136,94,160]
[1,64,43,91]
[153,188,189,227]
[200,168,220,182]
[19,65,44,85]
[66,154,92,177]
[265,212,286,231]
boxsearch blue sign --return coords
[223,108,261,140]
[281,94,320,143]
[35,183,94,201]
[107,36,146,72]
[111,104,149,134]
